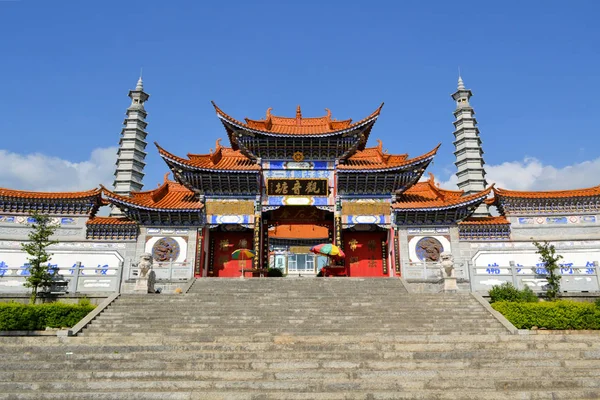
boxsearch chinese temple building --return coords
[0,76,599,293]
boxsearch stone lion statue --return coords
[440,251,455,278]
[138,253,153,278]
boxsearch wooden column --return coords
[194,227,204,277]
[262,218,269,269]
[394,227,401,275]
[253,213,261,270]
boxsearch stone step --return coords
[6,389,600,400]
[6,278,595,399]
[3,375,599,391]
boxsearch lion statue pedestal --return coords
[440,252,458,293]
[134,253,156,294]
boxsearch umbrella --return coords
[231,249,256,279]
[231,249,256,260]
[310,243,345,259]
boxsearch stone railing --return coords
[469,261,600,293]
[128,260,191,281]
[0,261,122,293]
[402,260,468,281]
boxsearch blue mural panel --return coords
[547,217,568,224]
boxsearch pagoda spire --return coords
[451,75,489,217]
[110,76,150,216]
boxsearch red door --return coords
[210,231,254,278]
[344,231,388,277]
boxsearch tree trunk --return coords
[30,287,37,305]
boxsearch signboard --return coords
[266,179,328,196]
[270,206,329,224]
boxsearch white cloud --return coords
[0,147,117,192]
[439,157,600,191]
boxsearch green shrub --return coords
[267,268,284,277]
[0,302,95,331]
[77,297,92,307]
[488,282,539,303]
[492,300,600,330]
[595,298,600,308]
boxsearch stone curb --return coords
[183,278,196,294]
[398,278,413,293]
[57,293,120,337]
[470,292,522,335]
[0,330,58,337]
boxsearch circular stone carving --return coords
[152,237,180,262]
[415,237,444,262]
[293,151,304,162]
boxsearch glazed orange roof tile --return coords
[459,216,510,225]
[393,174,493,210]
[491,186,600,199]
[338,142,440,171]
[86,217,138,225]
[156,140,260,172]
[269,224,329,240]
[0,187,102,200]
[212,101,383,136]
[101,177,202,211]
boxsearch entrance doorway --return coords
[264,206,334,277]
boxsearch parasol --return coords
[310,243,345,259]
[231,249,256,279]
[231,249,256,260]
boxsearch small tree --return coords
[21,212,58,304]
[533,240,563,301]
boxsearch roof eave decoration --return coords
[100,185,203,213]
[0,187,102,201]
[337,144,441,173]
[155,142,259,174]
[394,185,494,212]
[0,187,104,215]
[458,216,511,226]
[492,185,600,200]
[212,101,383,138]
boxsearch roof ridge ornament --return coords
[296,105,302,124]
[136,76,144,91]
[457,75,465,90]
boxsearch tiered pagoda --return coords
[0,76,598,287]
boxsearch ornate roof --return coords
[269,224,329,240]
[0,187,104,215]
[488,185,600,201]
[459,216,510,225]
[101,175,202,212]
[393,174,493,210]
[338,142,440,172]
[156,141,260,172]
[213,101,383,137]
[0,187,102,200]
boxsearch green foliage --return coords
[488,282,539,303]
[0,302,95,331]
[77,297,92,307]
[533,240,563,301]
[21,213,59,304]
[594,298,600,308]
[267,268,284,277]
[492,300,600,330]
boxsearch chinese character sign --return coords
[267,179,328,196]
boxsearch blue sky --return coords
[0,0,599,192]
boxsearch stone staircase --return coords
[1,278,600,399]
